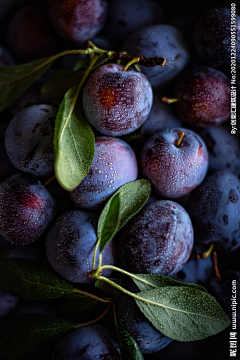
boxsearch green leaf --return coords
[97,194,120,252]
[116,325,144,360]
[40,68,86,105]
[0,53,68,112]
[132,273,208,293]
[54,86,95,191]
[0,314,79,359]
[98,179,151,252]
[60,298,98,322]
[0,258,76,300]
[73,56,90,71]
[134,286,231,342]
[95,278,122,298]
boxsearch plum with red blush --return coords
[0,173,56,245]
[82,63,153,137]
[171,65,230,128]
[7,5,58,62]
[48,0,109,43]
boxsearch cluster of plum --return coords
[0,0,239,359]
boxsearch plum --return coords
[186,171,240,252]
[117,200,194,276]
[70,136,138,210]
[5,104,57,177]
[0,173,56,245]
[82,63,153,137]
[45,210,116,283]
[140,128,208,199]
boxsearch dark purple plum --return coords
[194,7,240,70]
[5,104,57,177]
[206,270,240,324]
[48,0,109,43]
[7,5,58,62]
[102,0,165,47]
[0,44,15,66]
[172,65,230,127]
[117,200,194,276]
[121,25,190,91]
[52,323,121,360]
[70,136,138,210]
[199,125,240,177]
[186,171,240,252]
[0,173,56,245]
[171,244,214,285]
[82,63,153,137]
[140,128,208,199]
[116,292,172,354]
[45,210,116,283]
[131,94,183,148]
[0,287,18,320]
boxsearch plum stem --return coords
[176,131,185,147]
[197,242,215,259]
[76,300,112,328]
[212,251,222,282]
[161,97,179,104]
[123,57,141,71]
[43,175,55,187]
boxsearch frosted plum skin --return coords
[102,0,165,47]
[186,171,240,252]
[52,323,121,360]
[45,210,115,283]
[194,8,240,70]
[48,0,109,43]
[7,5,58,62]
[0,173,56,245]
[140,128,208,199]
[121,25,190,91]
[5,105,57,177]
[173,66,231,127]
[70,136,138,210]
[117,200,194,276]
[116,293,172,354]
[82,63,153,137]
[199,126,240,177]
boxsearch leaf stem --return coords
[76,300,112,328]
[71,288,111,304]
[97,264,159,288]
[43,175,55,187]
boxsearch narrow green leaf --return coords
[116,325,144,360]
[0,258,76,300]
[95,278,122,298]
[41,68,85,105]
[0,314,79,359]
[54,86,95,191]
[0,53,68,112]
[135,286,231,342]
[98,179,151,252]
[132,273,208,293]
[97,194,120,252]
